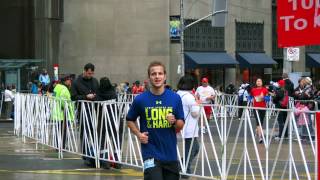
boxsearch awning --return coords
[0,59,43,69]
[236,53,277,67]
[306,53,320,68]
[185,51,238,69]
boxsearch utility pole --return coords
[180,0,185,77]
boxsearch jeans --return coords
[277,111,288,138]
[238,100,247,118]
[5,101,13,119]
[184,138,200,174]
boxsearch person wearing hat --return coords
[272,79,289,141]
[52,74,75,150]
[195,77,215,133]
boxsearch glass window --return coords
[184,19,224,51]
[236,22,264,52]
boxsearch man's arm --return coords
[70,82,86,101]
[174,119,184,131]
[167,113,184,131]
[127,121,141,137]
[127,121,148,144]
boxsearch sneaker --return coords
[259,138,263,144]
[84,160,96,168]
[112,163,122,169]
[181,175,189,179]
[274,136,280,142]
[100,161,111,169]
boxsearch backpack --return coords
[225,84,236,94]
[280,91,289,108]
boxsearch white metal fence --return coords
[0,92,3,118]
[14,93,319,180]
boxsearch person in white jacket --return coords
[177,75,200,175]
[4,86,14,120]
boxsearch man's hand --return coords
[166,113,176,125]
[86,93,96,100]
[206,95,215,101]
[138,132,149,144]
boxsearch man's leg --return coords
[189,138,199,166]
[204,106,212,121]
[144,162,163,180]
[238,100,244,119]
[162,162,180,180]
[5,102,12,119]
[184,138,191,173]
[277,111,285,138]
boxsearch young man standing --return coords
[126,61,185,180]
[71,63,99,167]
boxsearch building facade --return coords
[31,0,320,89]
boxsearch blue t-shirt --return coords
[126,89,184,161]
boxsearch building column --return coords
[225,68,236,88]
[283,48,292,73]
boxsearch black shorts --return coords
[144,159,180,180]
[254,109,266,126]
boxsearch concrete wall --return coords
[34,0,62,76]
[226,0,272,55]
[169,0,181,88]
[59,0,170,84]
[33,0,274,86]
[226,0,272,84]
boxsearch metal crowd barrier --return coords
[0,92,3,118]
[118,93,240,118]
[14,93,319,180]
[214,94,238,117]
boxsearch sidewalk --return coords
[0,122,143,180]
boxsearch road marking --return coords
[0,168,143,177]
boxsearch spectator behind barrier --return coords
[70,63,99,168]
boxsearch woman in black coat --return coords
[97,77,122,169]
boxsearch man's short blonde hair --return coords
[147,61,166,76]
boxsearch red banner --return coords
[317,112,320,180]
[277,0,320,47]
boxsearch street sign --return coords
[277,0,320,47]
[286,47,299,61]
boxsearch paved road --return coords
[0,122,144,180]
[0,118,315,180]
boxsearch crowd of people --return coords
[237,73,320,143]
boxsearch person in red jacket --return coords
[251,78,268,144]
[132,80,144,94]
